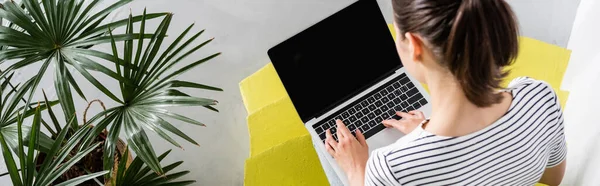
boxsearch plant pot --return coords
[36,129,132,186]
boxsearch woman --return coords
[324,0,567,185]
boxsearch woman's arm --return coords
[539,160,566,186]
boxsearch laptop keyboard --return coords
[313,73,428,143]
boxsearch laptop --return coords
[267,0,431,184]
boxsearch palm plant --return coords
[112,149,195,186]
[0,0,221,185]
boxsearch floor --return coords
[0,0,585,185]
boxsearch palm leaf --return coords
[0,0,167,127]
[82,11,221,175]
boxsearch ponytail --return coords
[392,0,519,107]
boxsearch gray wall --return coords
[0,0,581,185]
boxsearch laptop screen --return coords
[268,0,402,122]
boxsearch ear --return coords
[404,32,424,62]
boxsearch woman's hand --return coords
[382,110,426,134]
[325,120,369,186]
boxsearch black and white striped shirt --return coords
[365,77,567,186]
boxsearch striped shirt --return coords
[364,77,567,186]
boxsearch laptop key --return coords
[407,105,415,111]
[400,77,410,84]
[361,124,370,131]
[354,104,363,111]
[349,115,357,122]
[382,112,390,119]
[361,100,369,107]
[367,97,375,103]
[356,112,364,118]
[413,102,422,109]
[363,124,386,139]
[401,101,409,108]
[381,89,388,95]
[331,127,337,134]
[348,124,356,131]
[392,115,402,120]
[381,105,389,112]
[408,94,421,104]
[361,108,370,115]
[386,101,394,108]
[368,120,377,127]
[374,109,382,115]
[367,113,376,120]
[381,97,389,103]
[387,109,396,116]
[315,126,323,134]
[348,108,356,114]
[355,120,363,127]
[394,90,402,96]
[394,105,402,112]
[386,86,395,92]
[392,82,400,88]
[374,100,382,107]
[407,88,419,96]
[401,86,408,92]
[368,104,377,111]
[361,116,369,123]
[419,98,428,105]
[373,92,382,99]
[400,94,408,100]
[387,93,395,100]
[319,133,326,140]
[342,112,350,118]
[393,98,401,104]
[407,82,415,88]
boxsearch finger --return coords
[326,129,338,149]
[336,119,352,138]
[382,119,398,128]
[325,140,336,156]
[396,111,412,119]
[355,129,367,146]
[409,110,425,119]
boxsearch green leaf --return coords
[54,55,79,130]
[68,33,155,47]
[130,109,182,149]
[145,171,190,186]
[137,96,217,107]
[0,132,22,186]
[61,52,123,104]
[64,69,88,101]
[73,54,132,85]
[115,146,129,186]
[170,80,223,91]
[103,113,123,177]
[24,106,41,186]
[123,113,163,175]
[43,90,63,134]
[54,171,109,186]
[204,105,219,112]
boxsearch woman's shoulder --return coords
[506,77,560,105]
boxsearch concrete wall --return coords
[0,0,583,185]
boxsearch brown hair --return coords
[392,0,519,107]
